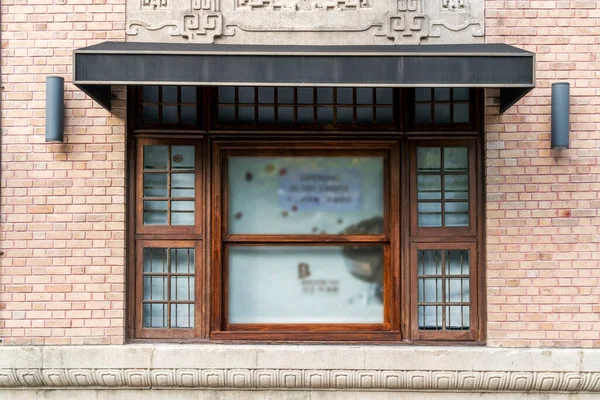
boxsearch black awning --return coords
[73,42,535,113]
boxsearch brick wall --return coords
[0,0,598,347]
[485,0,600,347]
[0,0,127,344]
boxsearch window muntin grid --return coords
[141,86,199,127]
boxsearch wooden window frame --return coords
[127,86,486,344]
[209,140,402,342]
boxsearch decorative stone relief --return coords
[126,0,484,44]
[1,368,600,391]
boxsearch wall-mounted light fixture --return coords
[45,76,64,143]
[551,82,570,149]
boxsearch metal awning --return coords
[73,42,535,113]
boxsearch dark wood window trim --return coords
[127,86,486,344]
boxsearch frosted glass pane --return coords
[143,173,167,198]
[228,156,384,234]
[446,250,469,275]
[143,201,167,225]
[171,146,194,169]
[171,201,194,226]
[144,145,168,170]
[444,175,468,200]
[417,175,441,200]
[445,213,469,227]
[228,246,384,324]
[417,250,442,276]
[417,148,441,172]
[143,248,167,273]
[418,213,442,227]
[171,304,194,328]
[444,147,468,172]
[170,173,194,198]
[143,303,167,328]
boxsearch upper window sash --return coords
[135,138,203,236]
[409,139,477,238]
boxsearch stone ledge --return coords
[0,345,599,392]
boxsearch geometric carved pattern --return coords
[1,369,600,391]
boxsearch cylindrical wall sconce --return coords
[45,76,64,143]
[551,82,570,149]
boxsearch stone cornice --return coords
[0,345,599,392]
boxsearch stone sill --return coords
[0,345,599,392]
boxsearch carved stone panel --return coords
[126,0,484,45]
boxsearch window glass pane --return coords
[277,87,294,104]
[258,107,275,123]
[258,87,274,103]
[337,107,353,124]
[376,88,393,104]
[434,88,450,101]
[337,88,353,105]
[219,87,235,103]
[142,105,159,123]
[171,276,194,301]
[171,304,194,328]
[143,173,168,198]
[376,108,393,124]
[297,88,313,104]
[317,88,334,104]
[278,107,294,124]
[317,107,334,124]
[181,106,196,124]
[143,303,167,328]
[171,146,194,170]
[415,104,431,124]
[228,246,384,324]
[144,145,168,170]
[162,86,178,103]
[297,107,313,124]
[446,250,469,275]
[218,106,235,123]
[238,106,255,123]
[143,86,159,103]
[181,86,196,103]
[171,173,195,198]
[443,147,468,172]
[170,200,194,226]
[417,250,442,275]
[143,248,167,273]
[171,248,195,273]
[434,104,451,123]
[415,88,431,102]
[417,175,441,200]
[238,87,255,104]
[143,200,168,225]
[228,156,384,234]
[453,88,470,101]
[356,88,373,104]
[454,104,470,123]
[356,107,372,124]
[444,175,468,200]
[143,276,167,300]
[162,106,178,123]
[417,148,441,172]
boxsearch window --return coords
[128,86,484,343]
